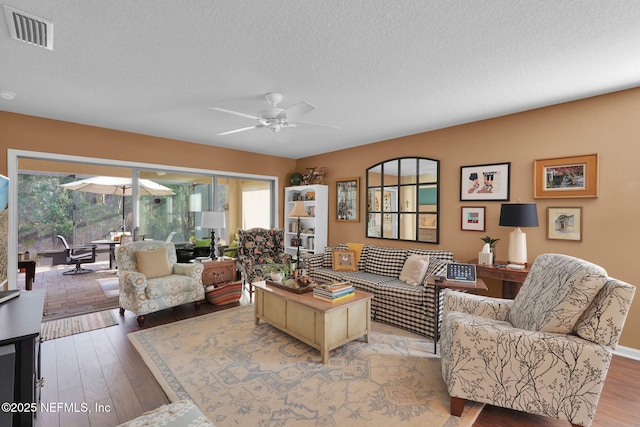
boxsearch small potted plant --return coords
[480,235,500,263]
[265,263,290,283]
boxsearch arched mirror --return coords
[366,157,439,243]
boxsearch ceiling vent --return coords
[3,5,53,50]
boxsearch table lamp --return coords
[201,211,226,259]
[288,200,310,275]
[499,203,538,265]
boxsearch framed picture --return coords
[547,207,582,241]
[332,250,357,272]
[461,206,486,231]
[336,177,359,222]
[460,162,510,201]
[534,154,598,198]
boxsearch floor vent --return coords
[3,5,53,50]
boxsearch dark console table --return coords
[0,289,45,427]
[469,259,530,299]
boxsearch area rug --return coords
[129,305,483,427]
[41,309,119,341]
[97,277,120,298]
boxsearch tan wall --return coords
[297,87,640,350]
[1,111,296,224]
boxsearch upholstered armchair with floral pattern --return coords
[116,241,205,326]
[440,253,635,427]
[236,228,292,299]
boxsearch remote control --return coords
[506,263,525,270]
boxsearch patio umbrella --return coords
[61,176,175,232]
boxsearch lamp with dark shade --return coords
[201,211,226,259]
[288,200,310,275]
[499,203,538,265]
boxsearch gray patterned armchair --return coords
[116,241,205,326]
[440,253,635,427]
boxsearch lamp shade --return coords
[288,200,310,218]
[201,211,226,229]
[499,203,539,227]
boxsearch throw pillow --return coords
[346,242,366,264]
[136,247,172,279]
[332,250,358,272]
[399,254,430,285]
[195,238,212,248]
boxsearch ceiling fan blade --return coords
[210,107,260,120]
[293,120,342,130]
[278,101,316,120]
[216,125,260,136]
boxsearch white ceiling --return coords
[2,1,640,159]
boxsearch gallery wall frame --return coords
[461,206,485,231]
[534,154,598,198]
[336,177,359,222]
[460,162,510,201]
[547,207,582,241]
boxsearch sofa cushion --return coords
[136,247,171,279]
[509,253,608,333]
[365,246,408,277]
[399,255,430,285]
[346,242,367,269]
[322,244,348,268]
[373,278,429,306]
[145,275,201,299]
[332,250,358,272]
[407,249,454,263]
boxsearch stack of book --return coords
[313,282,355,303]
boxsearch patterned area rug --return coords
[41,309,119,341]
[129,305,483,427]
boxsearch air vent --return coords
[3,5,53,50]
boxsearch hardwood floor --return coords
[37,291,640,426]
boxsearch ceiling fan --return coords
[210,93,340,136]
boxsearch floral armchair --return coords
[236,228,292,300]
[440,253,635,427]
[115,240,205,326]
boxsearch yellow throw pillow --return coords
[136,247,172,279]
[399,255,430,285]
[346,242,366,264]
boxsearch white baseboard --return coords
[614,345,640,361]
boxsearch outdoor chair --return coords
[115,240,205,326]
[236,227,292,301]
[440,253,635,427]
[56,235,97,275]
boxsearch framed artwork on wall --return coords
[461,206,485,231]
[534,154,598,198]
[460,162,510,201]
[336,177,359,222]
[547,207,582,241]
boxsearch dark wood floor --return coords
[37,291,640,426]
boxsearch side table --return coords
[468,259,529,299]
[199,258,242,305]
[426,275,487,353]
[18,259,36,291]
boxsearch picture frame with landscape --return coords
[534,154,598,198]
[547,207,582,241]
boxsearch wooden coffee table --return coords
[253,281,373,364]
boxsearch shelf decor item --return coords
[336,177,359,222]
[534,154,598,198]
[288,200,310,275]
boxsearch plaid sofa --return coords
[304,244,453,339]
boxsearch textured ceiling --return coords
[1,1,640,159]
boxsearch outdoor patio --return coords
[17,251,120,320]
